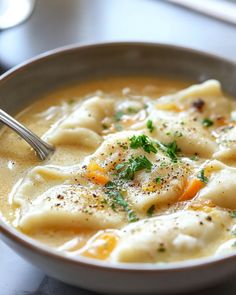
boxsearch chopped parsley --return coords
[130,135,157,154]
[190,155,199,161]
[114,123,123,131]
[127,209,139,223]
[105,183,138,222]
[230,211,236,218]
[127,107,138,113]
[116,155,152,180]
[174,131,183,137]
[155,176,162,184]
[147,119,154,133]
[114,111,124,121]
[160,161,168,168]
[105,181,117,190]
[197,169,208,184]
[147,205,155,217]
[202,118,214,127]
[157,141,180,163]
[115,163,126,171]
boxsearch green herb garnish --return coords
[147,119,154,133]
[202,118,214,127]
[116,155,152,180]
[147,205,155,217]
[105,187,138,222]
[197,169,208,184]
[155,176,162,184]
[190,155,199,161]
[105,181,117,190]
[130,135,157,154]
[174,131,183,137]
[127,209,139,222]
[114,111,124,121]
[157,141,180,163]
[230,211,236,218]
[114,123,123,131]
[127,107,138,113]
[160,161,167,168]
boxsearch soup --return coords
[0,77,236,263]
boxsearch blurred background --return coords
[1,0,236,74]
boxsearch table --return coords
[1,0,236,294]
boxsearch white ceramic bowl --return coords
[1,42,236,294]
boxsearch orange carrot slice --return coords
[82,233,119,260]
[86,162,109,185]
[156,103,182,112]
[179,178,204,202]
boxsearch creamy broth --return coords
[0,77,236,262]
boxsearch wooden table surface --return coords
[0,0,236,294]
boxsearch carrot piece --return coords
[216,117,227,126]
[179,178,204,202]
[82,233,119,260]
[86,162,109,185]
[86,171,109,185]
[156,103,182,112]
[87,162,106,173]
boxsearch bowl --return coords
[0,42,236,294]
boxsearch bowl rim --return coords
[1,41,236,273]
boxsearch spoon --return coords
[0,109,54,160]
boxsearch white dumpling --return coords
[85,130,195,212]
[213,125,236,161]
[215,239,236,256]
[140,80,233,158]
[13,165,76,207]
[111,209,231,263]
[197,161,236,209]
[146,113,217,158]
[45,96,114,147]
[17,184,126,232]
[156,80,233,118]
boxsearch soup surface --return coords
[1,77,236,263]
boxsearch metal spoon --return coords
[0,109,54,160]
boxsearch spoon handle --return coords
[0,109,54,160]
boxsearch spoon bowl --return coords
[0,109,54,160]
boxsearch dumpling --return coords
[84,130,195,212]
[213,125,236,161]
[13,130,195,231]
[146,114,217,158]
[111,209,231,263]
[17,184,126,233]
[155,79,233,118]
[197,160,236,209]
[138,80,234,159]
[44,96,115,147]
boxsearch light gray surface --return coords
[1,0,236,294]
